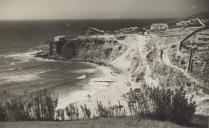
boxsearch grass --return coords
[0,118,198,128]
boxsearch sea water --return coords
[0,19,168,108]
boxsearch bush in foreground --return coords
[124,85,196,125]
[0,90,58,121]
[0,85,196,124]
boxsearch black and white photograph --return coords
[0,0,209,127]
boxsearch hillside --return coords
[30,12,209,127]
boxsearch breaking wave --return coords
[0,70,49,83]
[69,68,97,74]
[76,75,87,80]
[1,50,56,63]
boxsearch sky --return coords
[0,0,208,20]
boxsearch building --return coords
[150,23,169,31]
[54,35,66,42]
[86,28,105,35]
[44,35,67,56]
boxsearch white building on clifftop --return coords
[150,23,168,31]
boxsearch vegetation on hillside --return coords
[124,85,196,125]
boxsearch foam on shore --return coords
[2,50,57,63]
[56,66,117,109]
[70,68,97,74]
[0,70,49,83]
[76,75,87,80]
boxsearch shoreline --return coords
[56,60,133,113]
[0,49,131,111]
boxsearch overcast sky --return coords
[0,0,208,20]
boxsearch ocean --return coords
[0,19,168,108]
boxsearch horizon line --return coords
[0,11,207,21]
[0,18,177,21]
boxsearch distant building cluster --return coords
[116,27,145,34]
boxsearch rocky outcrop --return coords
[38,35,128,64]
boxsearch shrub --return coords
[118,46,122,50]
[124,85,196,124]
[96,101,109,118]
[0,90,58,121]
[104,48,113,58]
[65,104,79,120]
[80,104,91,119]
[123,87,152,118]
[96,101,126,118]
[170,87,196,124]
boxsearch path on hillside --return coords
[162,47,203,86]
[159,31,209,116]
[134,35,159,87]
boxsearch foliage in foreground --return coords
[124,85,196,124]
[0,84,196,125]
[0,90,58,121]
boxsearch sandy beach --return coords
[56,62,135,117]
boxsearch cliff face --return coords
[42,35,128,64]
[68,36,127,64]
